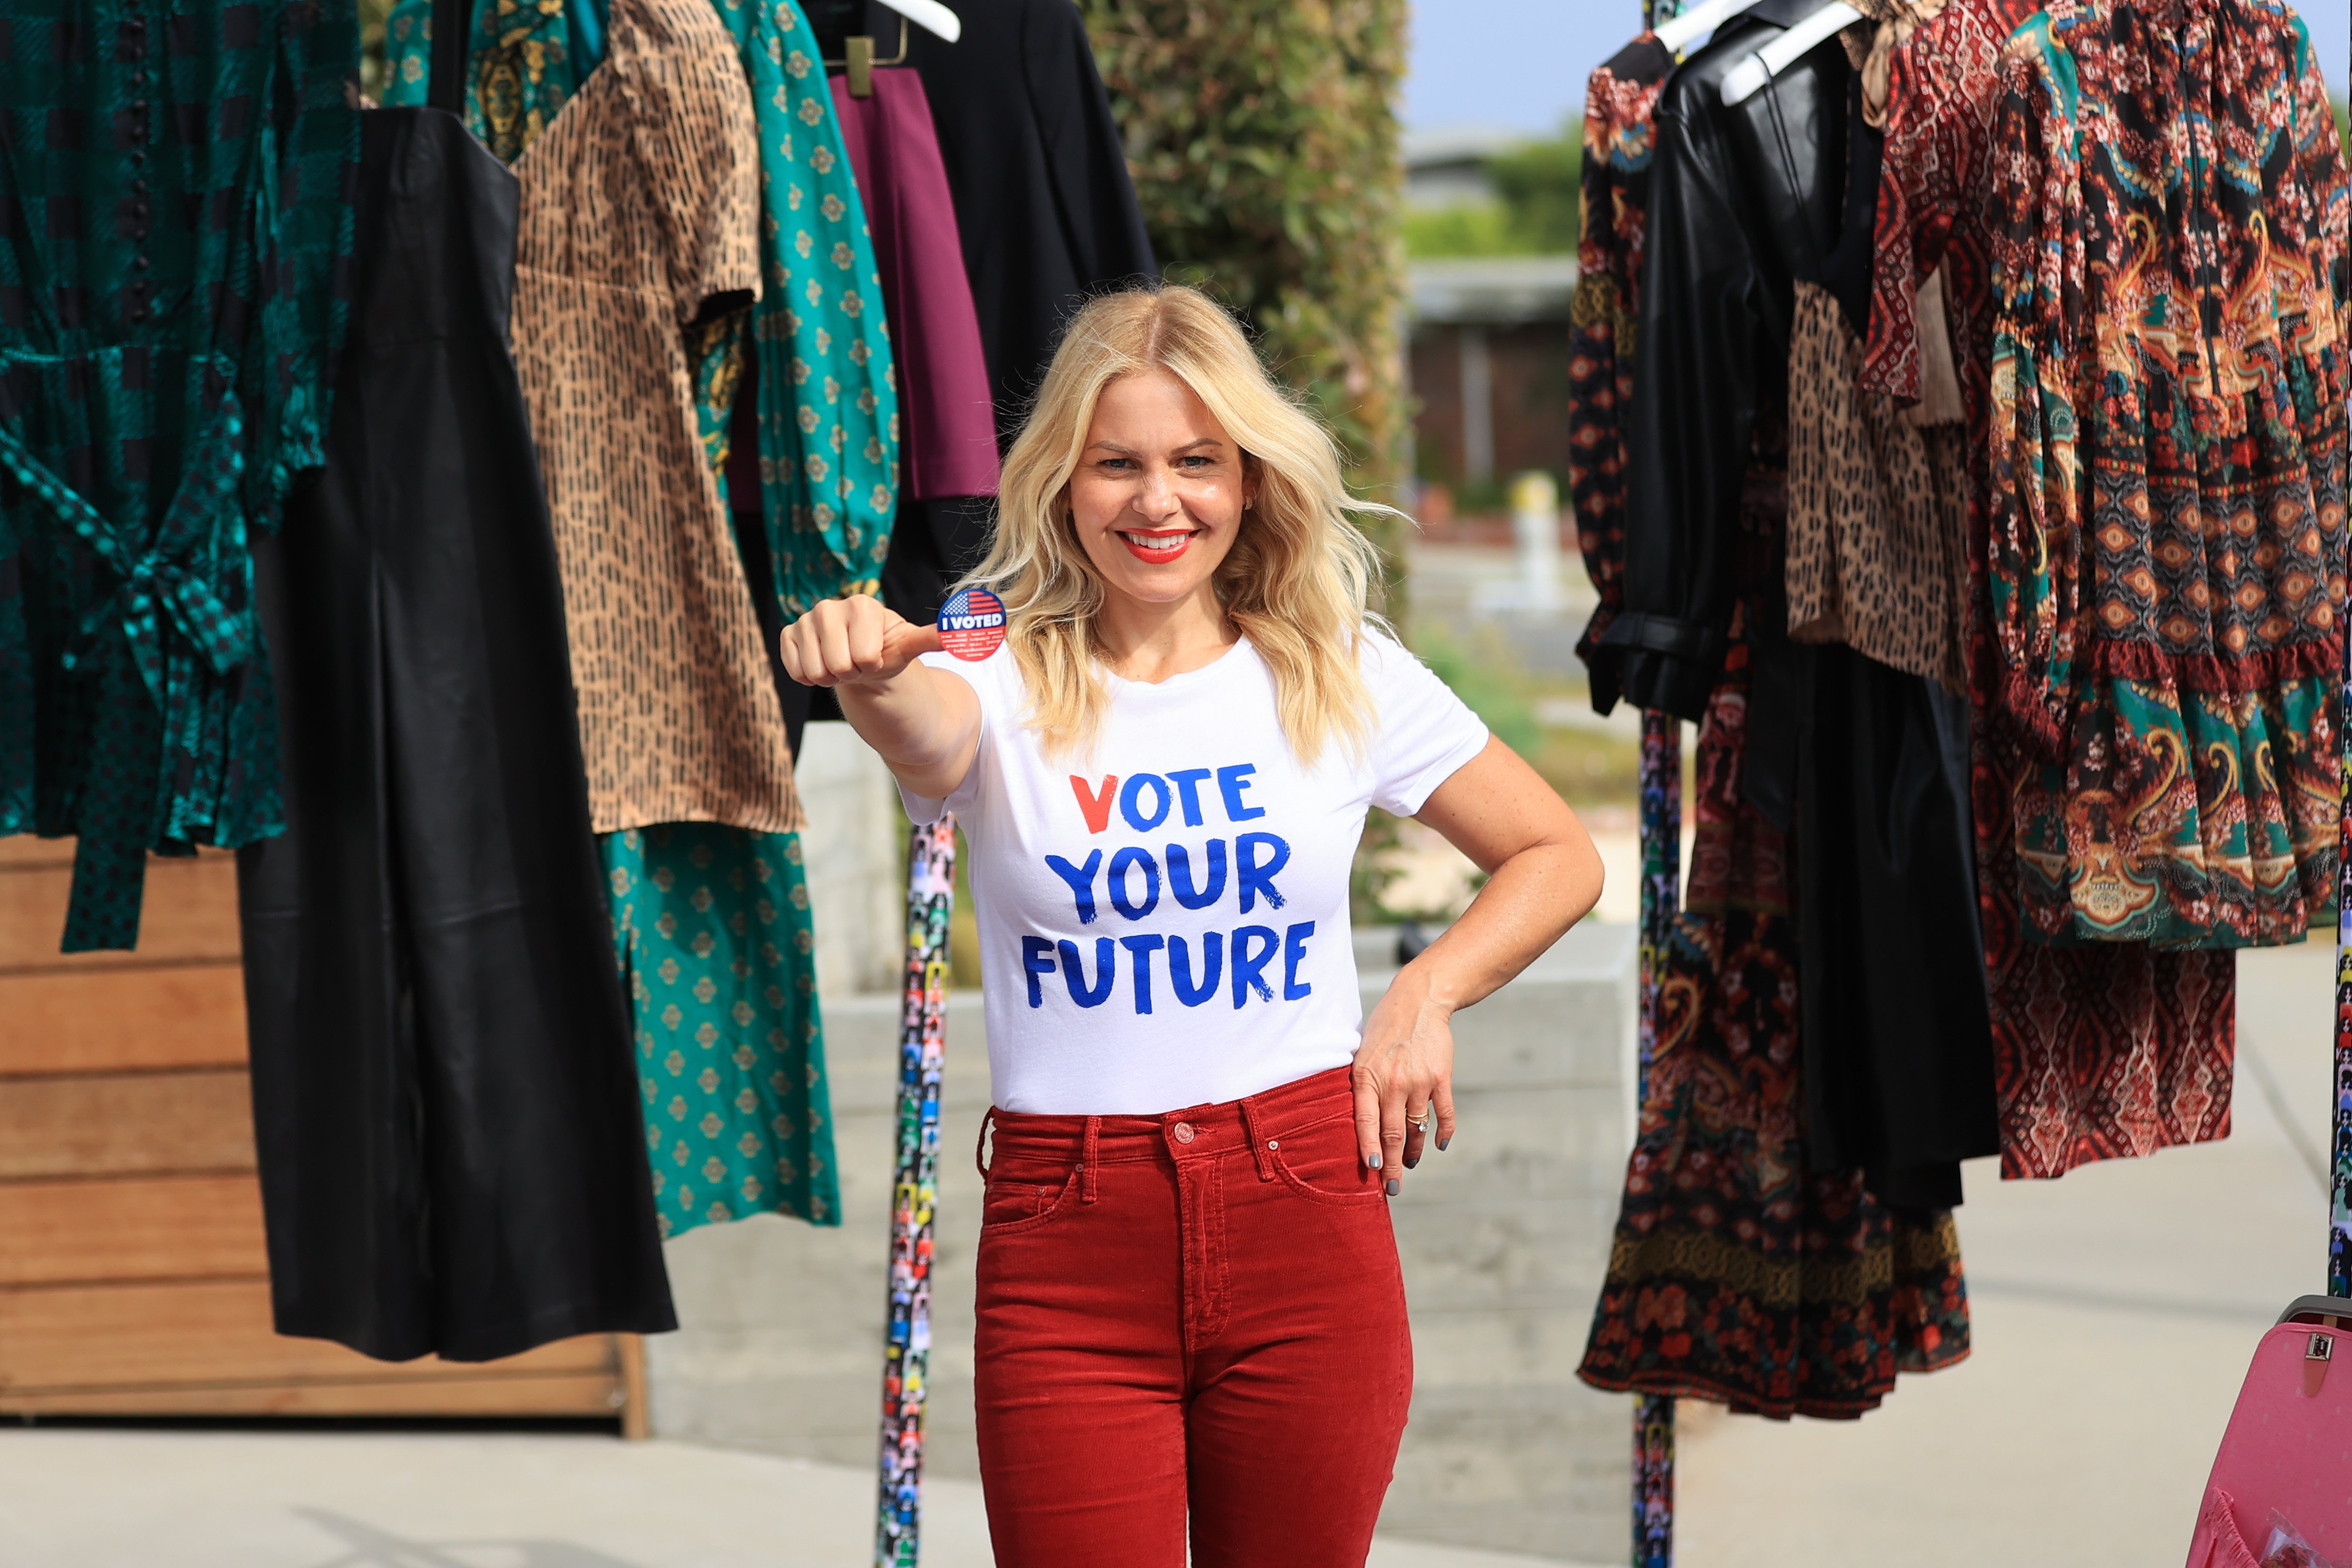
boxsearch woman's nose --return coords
[1134,466,1181,518]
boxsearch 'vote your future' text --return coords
[1022,763,1315,1014]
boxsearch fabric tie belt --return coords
[0,354,262,951]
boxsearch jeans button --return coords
[1172,1122,1195,1144]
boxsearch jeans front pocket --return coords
[1268,1115,1385,1207]
[980,1163,1083,1235]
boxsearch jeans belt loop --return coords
[1080,1117,1100,1203]
[1239,1097,1276,1182]
[974,1106,997,1182]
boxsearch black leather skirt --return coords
[236,106,675,1363]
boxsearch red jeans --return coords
[972,1065,1412,1566]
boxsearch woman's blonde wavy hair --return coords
[964,284,1388,763]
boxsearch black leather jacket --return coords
[1599,0,1854,720]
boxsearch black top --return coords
[903,0,1158,439]
[1598,0,1853,719]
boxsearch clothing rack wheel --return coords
[876,817,957,1566]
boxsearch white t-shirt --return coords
[901,631,1489,1114]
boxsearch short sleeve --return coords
[896,650,1006,824]
[1363,634,1490,817]
[624,21,765,323]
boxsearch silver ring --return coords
[1408,1116,1430,1132]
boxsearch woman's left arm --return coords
[1352,736,1605,1194]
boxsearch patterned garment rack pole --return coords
[1629,27,1678,1568]
[2334,628,2351,1299]
[877,816,957,1567]
[1633,712,1681,1566]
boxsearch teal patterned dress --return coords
[387,3,857,1234]
[384,0,595,160]
[707,0,901,617]
[606,825,840,1235]
[0,0,359,951]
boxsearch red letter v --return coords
[1069,775,1119,834]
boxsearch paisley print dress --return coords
[1987,0,2350,949]
[1867,0,2243,1178]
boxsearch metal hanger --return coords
[1720,0,1862,104]
[1652,0,1765,55]
[823,0,959,97]
[826,15,907,97]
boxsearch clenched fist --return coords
[779,594,944,688]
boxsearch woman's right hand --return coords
[778,594,942,688]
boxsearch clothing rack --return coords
[1633,24,1682,1568]
[1625,4,2352,1563]
[877,818,958,1566]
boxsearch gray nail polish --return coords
[1384,1179,1401,1198]
[1367,1152,1382,1170]
[1437,1135,1451,1152]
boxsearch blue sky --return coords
[1404,0,2352,135]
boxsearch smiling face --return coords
[1067,368,1254,611]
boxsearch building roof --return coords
[1409,257,1582,325]
[1402,123,1528,211]
[1401,123,1527,169]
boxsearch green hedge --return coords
[1077,0,1411,560]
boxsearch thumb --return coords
[893,620,945,660]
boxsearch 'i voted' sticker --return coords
[938,587,1007,661]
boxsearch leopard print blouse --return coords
[510,0,803,835]
[1785,279,1971,694]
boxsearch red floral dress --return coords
[1569,44,1670,715]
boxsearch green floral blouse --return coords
[0,0,359,950]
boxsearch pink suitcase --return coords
[2187,1297,2352,1567]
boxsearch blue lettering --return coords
[1170,933,1223,1007]
[1168,840,1227,910]
[1231,925,1279,1006]
[1236,832,1290,913]
[1045,850,1103,924]
[1168,768,1214,827]
[1058,938,1116,1008]
[1022,935,1057,1009]
[1108,846,1161,919]
[1216,763,1265,822]
[1283,920,1315,1000]
[1119,773,1172,832]
[1120,933,1165,1013]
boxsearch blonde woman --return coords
[781,285,1603,1565]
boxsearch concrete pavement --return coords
[0,1428,1590,1568]
[1671,939,2337,1566]
[1,944,2329,1567]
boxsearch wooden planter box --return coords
[0,838,644,1427]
